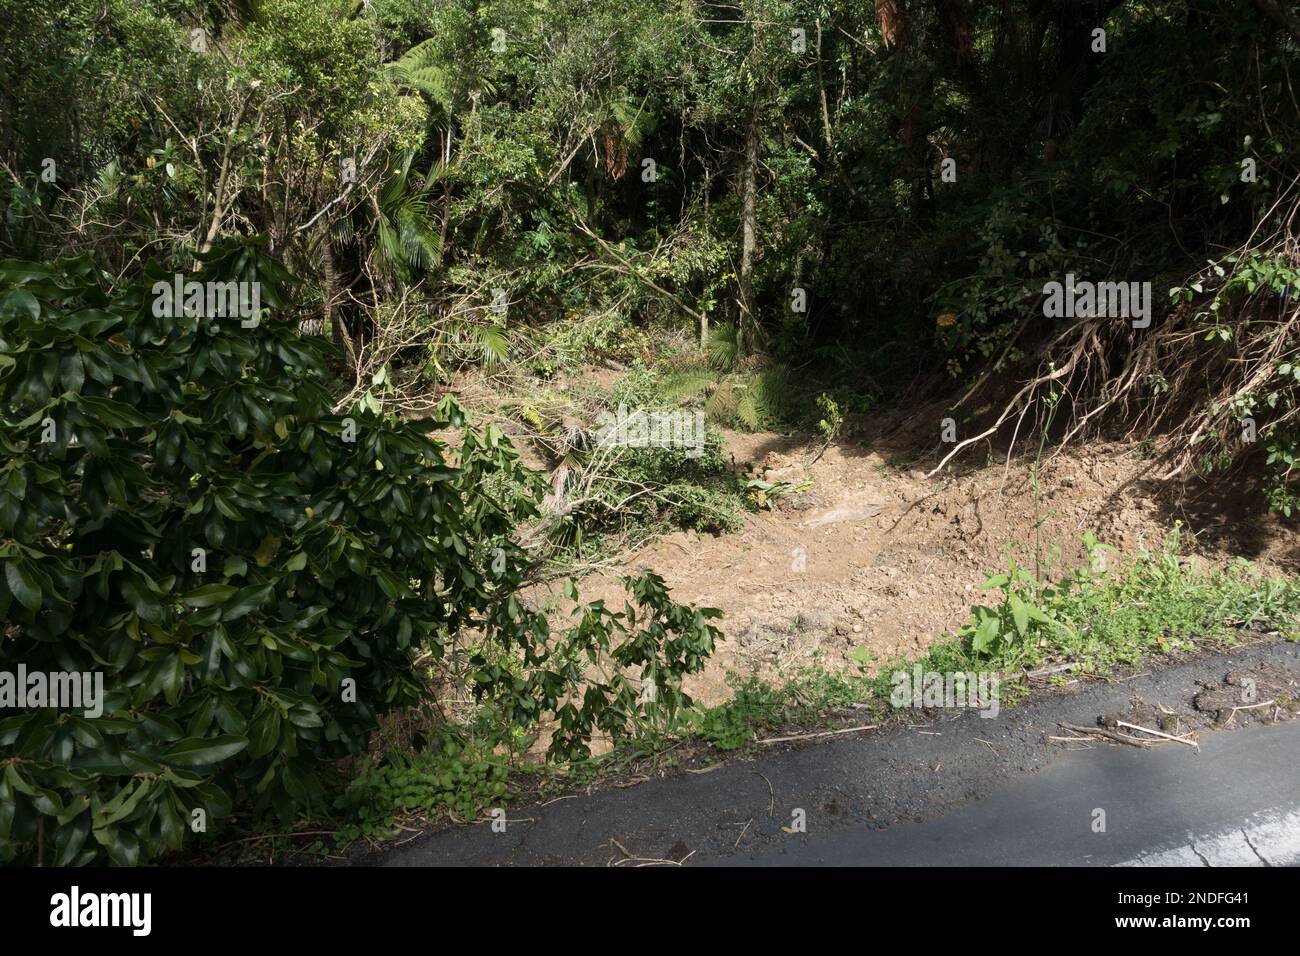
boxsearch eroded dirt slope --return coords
[554,431,1299,708]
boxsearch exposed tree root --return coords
[929,185,1300,503]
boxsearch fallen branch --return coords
[1058,722,1152,749]
[1224,698,1278,727]
[1114,719,1199,750]
[734,818,752,848]
[756,724,877,745]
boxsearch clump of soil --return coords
[1074,660,1300,751]
[1193,663,1300,728]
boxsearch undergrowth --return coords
[693,529,1300,749]
[268,528,1300,859]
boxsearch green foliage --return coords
[1172,251,1300,514]
[5,0,1300,864]
[815,392,843,444]
[0,242,526,863]
[1041,530,1300,668]
[956,529,1300,671]
[552,431,745,550]
[703,366,795,432]
[334,734,510,839]
[540,572,722,759]
[1264,435,1299,517]
[0,244,721,864]
[693,667,875,751]
[959,559,1060,664]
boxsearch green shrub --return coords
[0,240,720,864]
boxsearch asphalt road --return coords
[725,719,1300,866]
[370,640,1300,867]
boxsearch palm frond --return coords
[330,215,354,248]
[375,217,404,273]
[473,323,511,369]
[94,159,121,199]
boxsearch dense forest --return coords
[1,0,1298,865]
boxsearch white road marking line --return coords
[1115,806,1300,866]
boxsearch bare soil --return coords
[551,429,1300,709]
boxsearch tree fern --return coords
[384,40,455,114]
[701,365,793,431]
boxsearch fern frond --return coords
[94,159,121,199]
[736,387,761,431]
[385,41,455,113]
[706,321,739,370]
[658,367,716,403]
[704,381,739,424]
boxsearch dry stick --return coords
[295,180,356,235]
[933,216,1300,481]
[1002,662,1081,683]
[1114,720,1199,749]
[1229,699,1278,714]
[613,850,696,867]
[756,724,877,745]
[215,829,336,849]
[734,818,753,849]
[569,213,711,331]
[1026,662,1082,678]
[752,771,775,816]
[1056,333,1142,449]
[953,316,1035,410]
[1225,699,1278,727]
[1152,181,1300,478]
[1000,396,1035,491]
[1048,733,1095,745]
[539,794,580,807]
[545,124,600,186]
[1058,722,1151,749]
[198,96,251,256]
[1159,308,1300,479]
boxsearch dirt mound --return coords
[560,432,1298,708]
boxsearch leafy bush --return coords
[0,241,721,864]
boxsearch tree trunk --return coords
[317,218,344,350]
[738,99,758,357]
